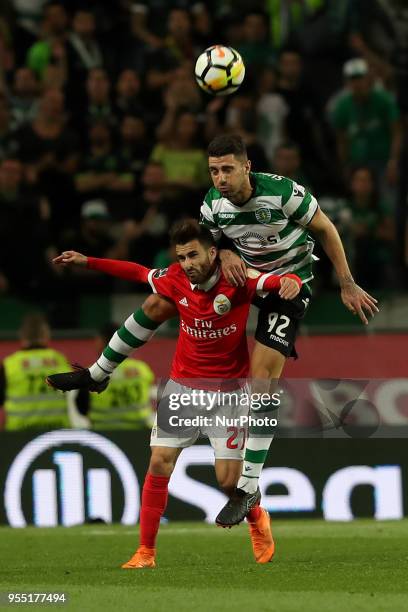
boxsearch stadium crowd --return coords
[0,0,407,325]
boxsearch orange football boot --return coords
[121,545,156,569]
[248,507,275,563]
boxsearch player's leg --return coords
[47,295,177,391]
[212,436,274,563]
[123,379,199,569]
[216,289,310,526]
[214,458,242,497]
[121,446,181,569]
[237,344,285,494]
[90,294,177,381]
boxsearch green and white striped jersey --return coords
[200,172,319,283]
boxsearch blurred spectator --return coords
[11,84,80,242]
[58,200,127,293]
[346,166,395,289]
[222,91,269,171]
[167,61,202,112]
[86,323,154,430]
[330,58,401,192]
[256,67,288,164]
[273,142,310,187]
[0,157,53,295]
[78,68,115,130]
[115,69,143,119]
[15,88,79,182]
[116,4,159,75]
[9,67,39,128]
[237,11,276,72]
[277,48,333,191]
[191,2,213,48]
[0,96,19,160]
[125,161,181,266]
[10,0,47,65]
[118,114,151,178]
[26,1,69,81]
[75,120,134,219]
[346,0,408,112]
[153,109,208,194]
[265,0,325,51]
[164,8,196,63]
[0,16,14,87]
[142,12,197,119]
[0,312,71,430]
[66,9,103,87]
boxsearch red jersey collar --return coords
[190,267,221,292]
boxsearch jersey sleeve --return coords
[199,191,222,242]
[147,267,174,299]
[246,270,301,297]
[281,180,319,227]
[245,270,280,298]
[87,257,151,283]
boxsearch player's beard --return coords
[223,177,251,206]
[186,258,215,284]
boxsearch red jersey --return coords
[87,258,300,380]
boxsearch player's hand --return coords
[52,251,88,267]
[279,277,301,300]
[219,249,247,287]
[341,280,379,324]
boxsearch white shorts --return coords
[150,379,250,460]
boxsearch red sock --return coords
[247,505,262,522]
[139,472,169,548]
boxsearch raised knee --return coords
[142,294,175,323]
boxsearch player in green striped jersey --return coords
[201,134,378,526]
[200,172,317,284]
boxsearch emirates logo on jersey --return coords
[213,294,231,315]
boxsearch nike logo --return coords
[244,466,252,472]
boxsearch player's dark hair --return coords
[207,133,247,160]
[170,219,216,249]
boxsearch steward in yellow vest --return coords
[2,314,70,430]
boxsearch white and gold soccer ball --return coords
[194,45,245,96]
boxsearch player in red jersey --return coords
[48,220,301,568]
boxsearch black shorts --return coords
[253,287,311,359]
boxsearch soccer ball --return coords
[194,45,245,96]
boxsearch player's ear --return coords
[245,159,251,174]
[209,246,217,263]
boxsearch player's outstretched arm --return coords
[308,208,379,324]
[53,252,151,284]
[53,251,88,266]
